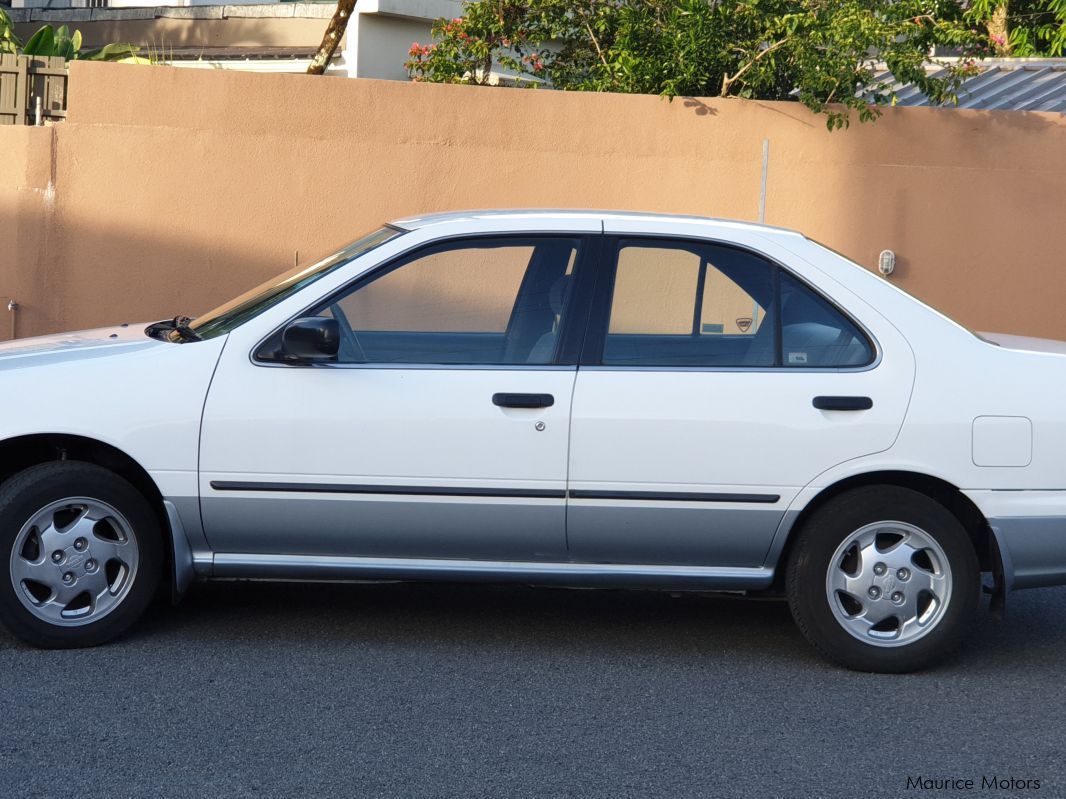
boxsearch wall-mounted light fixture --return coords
[878,249,896,277]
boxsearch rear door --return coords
[565,232,915,567]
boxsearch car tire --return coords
[0,461,162,649]
[786,485,981,673]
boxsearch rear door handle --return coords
[813,395,873,411]
[492,392,555,409]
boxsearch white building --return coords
[5,0,462,80]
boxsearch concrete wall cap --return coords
[25,8,92,22]
[6,4,336,23]
[91,8,156,21]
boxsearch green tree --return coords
[307,0,356,75]
[406,0,984,128]
[966,1,1066,56]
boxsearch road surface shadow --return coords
[3,578,1064,674]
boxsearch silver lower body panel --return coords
[200,494,568,561]
[566,504,784,567]
[989,516,1066,589]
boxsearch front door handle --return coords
[493,392,555,409]
[813,395,873,411]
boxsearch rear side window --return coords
[600,239,873,368]
[604,242,773,366]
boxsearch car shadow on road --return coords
[79,579,1066,673]
[127,580,818,673]
[3,578,1064,674]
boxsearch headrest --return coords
[549,275,571,315]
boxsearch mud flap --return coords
[165,500,195,604]
[985,528,1007,619]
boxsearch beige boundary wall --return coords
[1,61,1065,341]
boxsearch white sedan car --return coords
[0,210,1061,672]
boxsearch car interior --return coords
[263,235,872,369]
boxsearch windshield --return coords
[186,225,402,340]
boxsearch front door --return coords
[566,235,916,567]
[199,234,591,561]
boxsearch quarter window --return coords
[600,239,872,368]
[779,272,871,367]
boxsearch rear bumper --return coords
[966,490,1066,590]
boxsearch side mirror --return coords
[280,317,340,362]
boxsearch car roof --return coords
[390,209,805,239]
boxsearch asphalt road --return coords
[1,580,1064,799]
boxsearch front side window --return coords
[601,239,872,368]
[311,237,580,365]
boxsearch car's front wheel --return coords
[786,486,981,673]
[0,461,162,648]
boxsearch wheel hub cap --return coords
[825,521,953,648]
[9,498,139,627]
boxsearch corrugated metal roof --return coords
[872,59,1066,112]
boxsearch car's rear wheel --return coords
[786,486,981,673]
[0,461,162,648]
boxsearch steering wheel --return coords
[328,302,367,362]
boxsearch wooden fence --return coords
[0,54,68,126]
